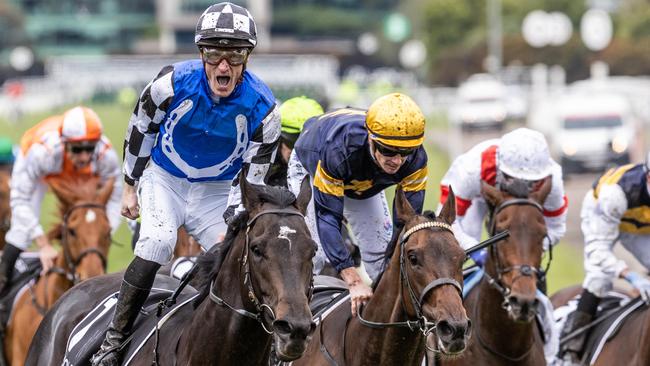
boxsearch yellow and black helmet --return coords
[366,93,425,148]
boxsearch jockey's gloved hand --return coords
[469,248,487,267]
[223,204,246,226]
[624,271,650,303]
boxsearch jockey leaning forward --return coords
[559,151,650,363]
[287,92,429,316]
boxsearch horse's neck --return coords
[178,236,271,365]
[39,257,73,310]
[473,276,536,356]
[346,257,425,365]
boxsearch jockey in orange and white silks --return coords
[3,106,121,283]
[439,128,568,258]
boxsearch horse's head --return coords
[240,176,316,361]
[48,176,113,281]
[481,177,551,322]
[0,170,10,249]
[393,186,470,355]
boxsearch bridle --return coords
[31,202,108,315]
[209,207,310,334]
[475,197,551,362]
[47,202,108,283]
[483,197,550,301]
[358,220,462,351]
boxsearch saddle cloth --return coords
[62,275,197,366]
[581,294,645,365]
[1,252,42,327]
[310,275,349,320]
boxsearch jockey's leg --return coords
[91,257,160,366]
[343,191,392,283]
[0,244,22,295]
[559,289,599,362]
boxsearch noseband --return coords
[358,220,462,344]
[484,198,549,301]
[49,203,108,283]
[209,207,308,334]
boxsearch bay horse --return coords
[438,179,552,366]
[4,175,114,365]
[26,176,317,365]
[551,285,650,365]
[0,170,11,251]
[293,186,470,366]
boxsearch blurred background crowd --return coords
[0,0,648,292]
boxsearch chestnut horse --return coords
[27,176,316,365]
[0,170,11,251]
[4,175,114,365]
[293,187,470,366]
[552,285,650,365]
[438,180,551,366]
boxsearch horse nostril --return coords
[437,320,453,339]
[273,319,292,335]
[309,321,317,335]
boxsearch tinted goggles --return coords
[201,47,249,66]
[373,142,416,157]
[68,144,96,154]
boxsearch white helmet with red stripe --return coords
[60,106,103,142]
[498,128,553,181]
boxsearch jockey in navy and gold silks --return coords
[559,155,650,362]
[287,92,427,317]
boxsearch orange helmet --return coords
[60,106,103,142]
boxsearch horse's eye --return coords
[251,245,263,258]
[408,253,418,266]
[68,228,76,237]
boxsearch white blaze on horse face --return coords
[85,209,97,223]
[278,226,297,252]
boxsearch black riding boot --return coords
[559,290,599,363]
[0,244,22,295]
[90,257,160,366]
[0,244,22,330]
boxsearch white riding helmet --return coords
[497,128,553,181]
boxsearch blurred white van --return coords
[548,93,637,173]
[449,74,508,130]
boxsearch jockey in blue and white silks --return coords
[93,3,281,365]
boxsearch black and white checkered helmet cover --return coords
[195,2,257,48]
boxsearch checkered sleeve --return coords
[226,104,281,211]
[122,65,175,185]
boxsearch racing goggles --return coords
[201,47,249,66]
[373,141,417,157]
[68,143,96,154]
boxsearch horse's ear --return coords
[96,177,115,206]
[481,180,503,207]
[438,186,456,225]
[395,185,416,223]
[48,224,63,241]
[49,178,76,208]
[295,176,311,215]
[240,168,261,212]
[530,176,552,205]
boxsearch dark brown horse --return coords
[5,175,113,365]
[26,176,316,365]
[551,285,650,365]
[293,187,470,366]
[0,170,11,251]
[439,179,552,366]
